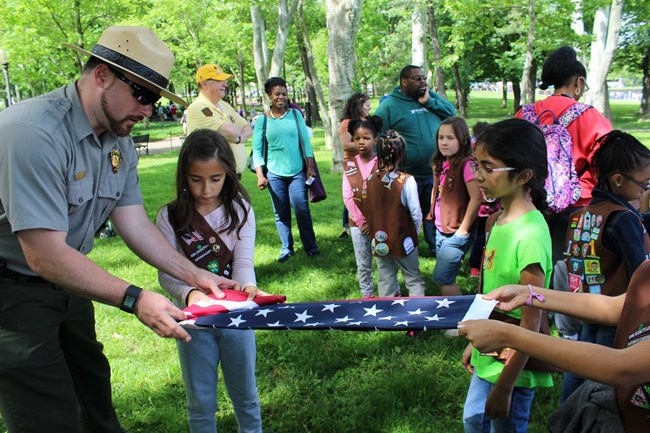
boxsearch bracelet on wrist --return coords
[526,284,545,306]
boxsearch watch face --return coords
[124,296,137,309]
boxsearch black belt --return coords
[0,267,48,284]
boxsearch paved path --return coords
[142,135,184,155]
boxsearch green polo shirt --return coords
[0,83,142,275]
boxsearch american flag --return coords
[193,295,496,331]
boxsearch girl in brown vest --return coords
[561,130,650,401]
[429,117,482,297]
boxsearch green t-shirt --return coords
[471,210,554,388]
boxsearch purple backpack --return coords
[521,103,591,213]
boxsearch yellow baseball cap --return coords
[195,64,233,83]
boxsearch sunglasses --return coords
[108,66,161,106]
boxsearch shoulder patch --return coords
[201,107,213,117]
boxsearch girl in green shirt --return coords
[462,119,554,433]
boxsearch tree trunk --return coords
[452,62,467,118]
[585,0,623,120]
[236,47,247,116]
[512,79,521,114]
[326,0,363,171]
[295,21,321,125]
[501,76,508,109]
[520,0,536,105]
[298,0,335,153]
[250,5,268,103]
[640,46,649,118]
[269,0,298,77]
[427,4,447,99]
[412,6,427,74]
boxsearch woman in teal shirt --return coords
[251,77,320,262]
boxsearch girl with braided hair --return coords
[559,130,650,401]
[360,130,427,302]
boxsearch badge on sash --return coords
[594,214,604,228]
[584,212,591,230]
[403,237,414,255]
[573,229,581,241]
[207,260,219,273]
[375,231,388,242]
[588,284,601,294]
[568,273,582,292]
[630,386,650,410]
[584,259,601,274]
[374,242,389,256]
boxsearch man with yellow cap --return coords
[0,26,245,433]
[185,64,252,176]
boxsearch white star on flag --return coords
[363,305,384,316]
[408,308,426,315]
[294,310,313,323]
[255,308,273,318]
[435,298,455,309]
[425,314,442,321]
[322,303,341,312]
[228,315,246,327]
[335,315,353,323]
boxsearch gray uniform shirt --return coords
[0,83,143,275]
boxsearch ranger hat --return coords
[196,64,233,83]
[64,26,187,106]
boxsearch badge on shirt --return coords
[630,386,650,410]
[201,107,213,117]
[109,147,121,174]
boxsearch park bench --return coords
[132,134,150,155]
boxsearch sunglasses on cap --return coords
[108,65,161,106]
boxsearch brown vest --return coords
[343,157,377,228]
[362,170,419,257]
[433,156,473,234]
[614,260,650,433]
[564,202,650,296]
[173,209,233,278]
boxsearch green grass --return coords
[2,91,648,433]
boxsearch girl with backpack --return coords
[516,47,611,254]
[560,130,650,402]
[462,119,554,433]
[428,117,482,297]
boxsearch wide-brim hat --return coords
[64,26,187,107]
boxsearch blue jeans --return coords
[561,322,616,403]
[415,176,436,253]
[463,372,535,433]
[433,229,471,285]
[177,327,262,433]
[266,171,319,256]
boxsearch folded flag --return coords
[194,294,497,331]
[180,289,287,327]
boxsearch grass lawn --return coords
[1,91,647,433]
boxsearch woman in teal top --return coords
[251,77,320,262]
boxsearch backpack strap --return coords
[559,102,591,128]
[520,104,538,123]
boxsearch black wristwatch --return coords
[120,285,143,314]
